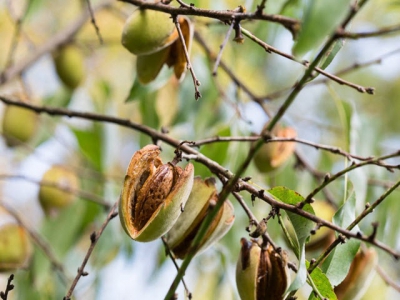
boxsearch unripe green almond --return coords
[0,224,31,272]
[38,165,79,216]
[53,45,85,89]
[253,127,297,173]
[2,105,38,147]
[136,46,171,84]
[121,9,178,56]
[119,145,194,242]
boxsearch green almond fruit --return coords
[2,104,38,147]
[0,223,31,272]
[121,9,178,56]
[53,45,85,90]
[136,45,171,84]
[119,145,194,242]
[38,165,79,216]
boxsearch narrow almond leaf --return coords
[307,261,337,300]
[292,0,351,57]
[269,186,315,291]
[321,190,360,286]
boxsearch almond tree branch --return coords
[119,0,299,32]
[240,26,375,95]
[2,92,399,257]
[1,95,399,260]
[85,0,104,45]
[231,191,277,250]
[194,30,264,103]
[192,135,375,161]
[164,3,382,291]
[63,200,118,300]
[212,19,235,76]
[161,237,192,299]
[308,178,400,274]
[338,23,400,39]
[262,47,400,100]
[305,152,400,202]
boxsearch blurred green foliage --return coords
[0,0,399,299]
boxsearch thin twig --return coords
[240,26,375,95]
[164,7,373,292]
[262,47,400,100]
[241,181,400,259]
[63,200,119,300]
[85,0,104,45]
[192,135,374,161]
[256,0,268,14]
[212,20,235,76]
[308,179,400,274]
[194,31,265,108]
[172,15,201,100]
[232,191,277,250]
[161,237,192,299]
[2,1,28,72]
[175,0,192,9]
[338,23,400,39]
[305,152,400,202]
[0,274,14,300]
[294,151,338,207]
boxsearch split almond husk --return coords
[119,145,194,242]
[165,177,234,259]
[236,238,289,300]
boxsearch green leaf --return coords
[319,39,345,71]
[307,261,337,300]
[321,191,360,286]
[195,126,231,177]
[72,123,103,171]
[293,0,351,57]
[269,186,315,291]
[125,69,172,103]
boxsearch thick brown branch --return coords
[119,0,299,31]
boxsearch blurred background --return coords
[0,0,399,299]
